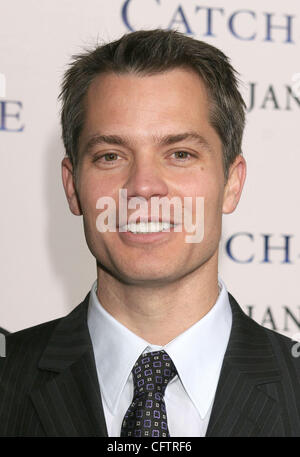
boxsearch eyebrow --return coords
[83,131,212,154]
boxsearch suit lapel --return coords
[206,294,286,437]
[30,293,108,437]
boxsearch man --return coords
[0,29,299,437]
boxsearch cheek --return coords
[187,181,224,230]
[78,171,117,211]
[181,172,222,202]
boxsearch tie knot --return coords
[132,350,177,398]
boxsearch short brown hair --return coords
[59,29,246,180]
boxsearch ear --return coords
[222,154,247,214]
[61,157,82,216]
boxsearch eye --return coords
[172,151,193,160]
[94,152,120,163]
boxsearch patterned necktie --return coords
[120,350,177,437]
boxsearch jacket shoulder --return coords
[263,325,300,371]
[228,292,300,373]
[0,302,82,381]
[5,316,63,357]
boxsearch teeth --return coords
[121,222,175,233]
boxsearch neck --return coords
[96,257,219,346]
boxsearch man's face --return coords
[62,68,245,286]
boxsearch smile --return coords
[119,222,175,234]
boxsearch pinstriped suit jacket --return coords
[0,292,300,437]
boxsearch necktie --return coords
[120,349,177,437]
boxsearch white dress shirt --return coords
[87,277,232,437]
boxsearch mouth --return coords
[119,221,176,234]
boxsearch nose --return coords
[124,155,169,202]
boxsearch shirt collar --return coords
[87,277,232,419]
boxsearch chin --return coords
[111,261,181,285]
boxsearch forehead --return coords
[84,68,210,122]
[78,68,221,156]
[88,66,208,94]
